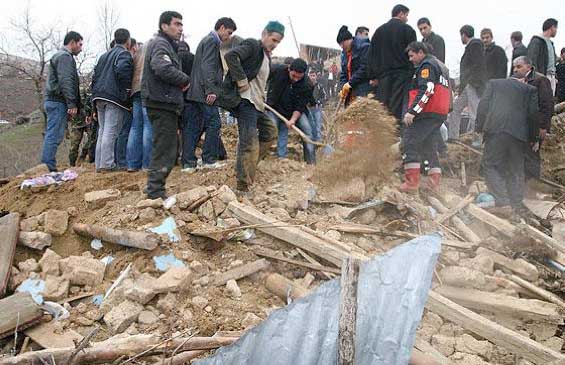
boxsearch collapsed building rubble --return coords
[0,99,564,364]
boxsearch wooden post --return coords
[72,223,161,250]
[338,258,360,365]
[0,213,19,297]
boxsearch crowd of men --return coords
[40,6,564,215]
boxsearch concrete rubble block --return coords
[242,312,262,329]
[154,266,193,293]
[84,189,122,208]
[139,207,157,221]
[138,310,159,325]
[136,198,164,209]
[460,255,495,276]
[19,231,53,250]
[455,334,493,359]
[20,216,41,232]
[198,200,216,221]
[156,292,178,314]
[438,323,466,338]
[450,352,490,365]
[525,323,557,342]
[442,250,461,266]
[8,267,27,291]
[191,296,209,309]
[177,187,208,209]
[59,256,105,286]
[42,275,70,301]
[421,311,443,331]
[226,279,241,298]
[18,258,39,273]
[268,208,291,221]
[542,336,565,353]
[476,247,539,282]
[39,249,62,276]
[431,334,456,357]
[189,260,209,277]
[124,273,159,305]
[439,266,497,291]
[103,300,144,334]
[216,185,238,204]
[43,210,69,236]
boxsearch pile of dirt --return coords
[314,98,398,202]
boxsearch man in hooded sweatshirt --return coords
[336,25,371,107]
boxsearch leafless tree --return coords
[98,0,120,51]
[0,5,62,120]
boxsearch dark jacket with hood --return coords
[423,32,445,63]
[91,44,134,109]
[339,36,371,96]
[460,38,487,95]
[45,47,80,109]
[525,69,554,132]
[141,32,190,113]
[186,32,223,104]
[477,78,539,143]
[528,35,556,76]
[267,64,313,119]
[220,38,270,110]
[367,18,416,80]
[484,43,508,80]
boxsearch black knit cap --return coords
[336,25,353,44]
[290,58,308,73]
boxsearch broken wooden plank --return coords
[0,293,43,339]
[520,223,565,256]
[253,248,341,274]
[331,222,380,235]
[476,247,538,282]
[296,247,335,279]
[460,162,467,187]
[338,258,360,365]
[434,195,474,225]
[228,201,357,266]
[265,273,309,302]
[213,259,270,286]
[435,286,563,324]
[300,225,367,259]
[507,274,565,309]
[428,196,481,243]
[426,291,565,364]
[24,321,83,349]
[0,213,19,297]
[73,223,161,250]
[413,338,453,364]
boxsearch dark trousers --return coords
[482,133,526,208]
[402,117,442,169]
[182,101,222,167]
[146,107,179,198]
[233,99,277,190]
[377,71,412,121]
[525,140,541,179]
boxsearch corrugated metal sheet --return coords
[195,234,441,365]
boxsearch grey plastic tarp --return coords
[195,233,442,365]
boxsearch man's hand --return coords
[285,118,296,129]
[539,129,547,140]
[206,94,217,105]
[369,79,379,87]
[531,141,540,152]
[67,108,78,117]
[181,83,190,92]
[339,83,351,99]
[238,83,250,93]
[403,113,415,126]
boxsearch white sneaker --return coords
[201,162,226,170]
[181,166,197,174]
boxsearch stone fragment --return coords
[139,207,157,221]
[39,249,62,276]
[191,296,209,309]
[66,206,78,217]
[59,256,105,286]
[439,266,496,291]
[43,210,69,236]
[216,185,237,204]
[103,300,143,334]
[124,273,158,305]
[42,275,70,301]
[431,334,456,357]
[20,216,40,232]
[542,336,564,352]
[455,334,493,359]
[268,208,291,221]
[156,293,178,314]
[8,267,26,291]
[460,255,495,276]
[84,189,121,208]
[154,267,193,292]
[138,310,159,325]
[242,312,262,329]
[19,231,52,250]
[177,187,208,209]
[325,230,342,241]
[226,279,241,298]
[450,352,490,365]
[189,260,208,276]
[18,258,39,273]
[198,200,216,221]
[136,198,164,209]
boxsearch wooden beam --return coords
[228,201,358,266]
[253,248,341,274]
[413,339,453,364]
[0,293,43,339]
[428,197,481,243]
[506,274,565,309]
[0,213,19,297]
[338,258,360,365]
[476,247,538,282]
[296,247,335,279]
[434,195,474,225]
[72,223,161,250]
[212,259,270,286]
[435,286,563,324]
[265,273,309,303]
[426,291,565,364]
[520,224,565,256]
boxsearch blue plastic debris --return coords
[16,279,46,304]
[91,239,103,250]
[149,217,181,242]
[100,256,114,266]
[92,294,104,306]
[153,252,186,272]
[476,192,495,208]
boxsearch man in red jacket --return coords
[401,42,450,193]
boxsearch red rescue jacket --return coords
[407,56,450,119]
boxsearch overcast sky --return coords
[0,0,563,76]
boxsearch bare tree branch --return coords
[98,0,120,51]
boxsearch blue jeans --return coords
[307,106,323,141]
[182,101,221,167]
[95,101,126,169]
[269,111,316,164]
[41,100,68,171]
[127,96,153,170]
[114,111,132,168]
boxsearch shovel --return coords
[264,104,334,155]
